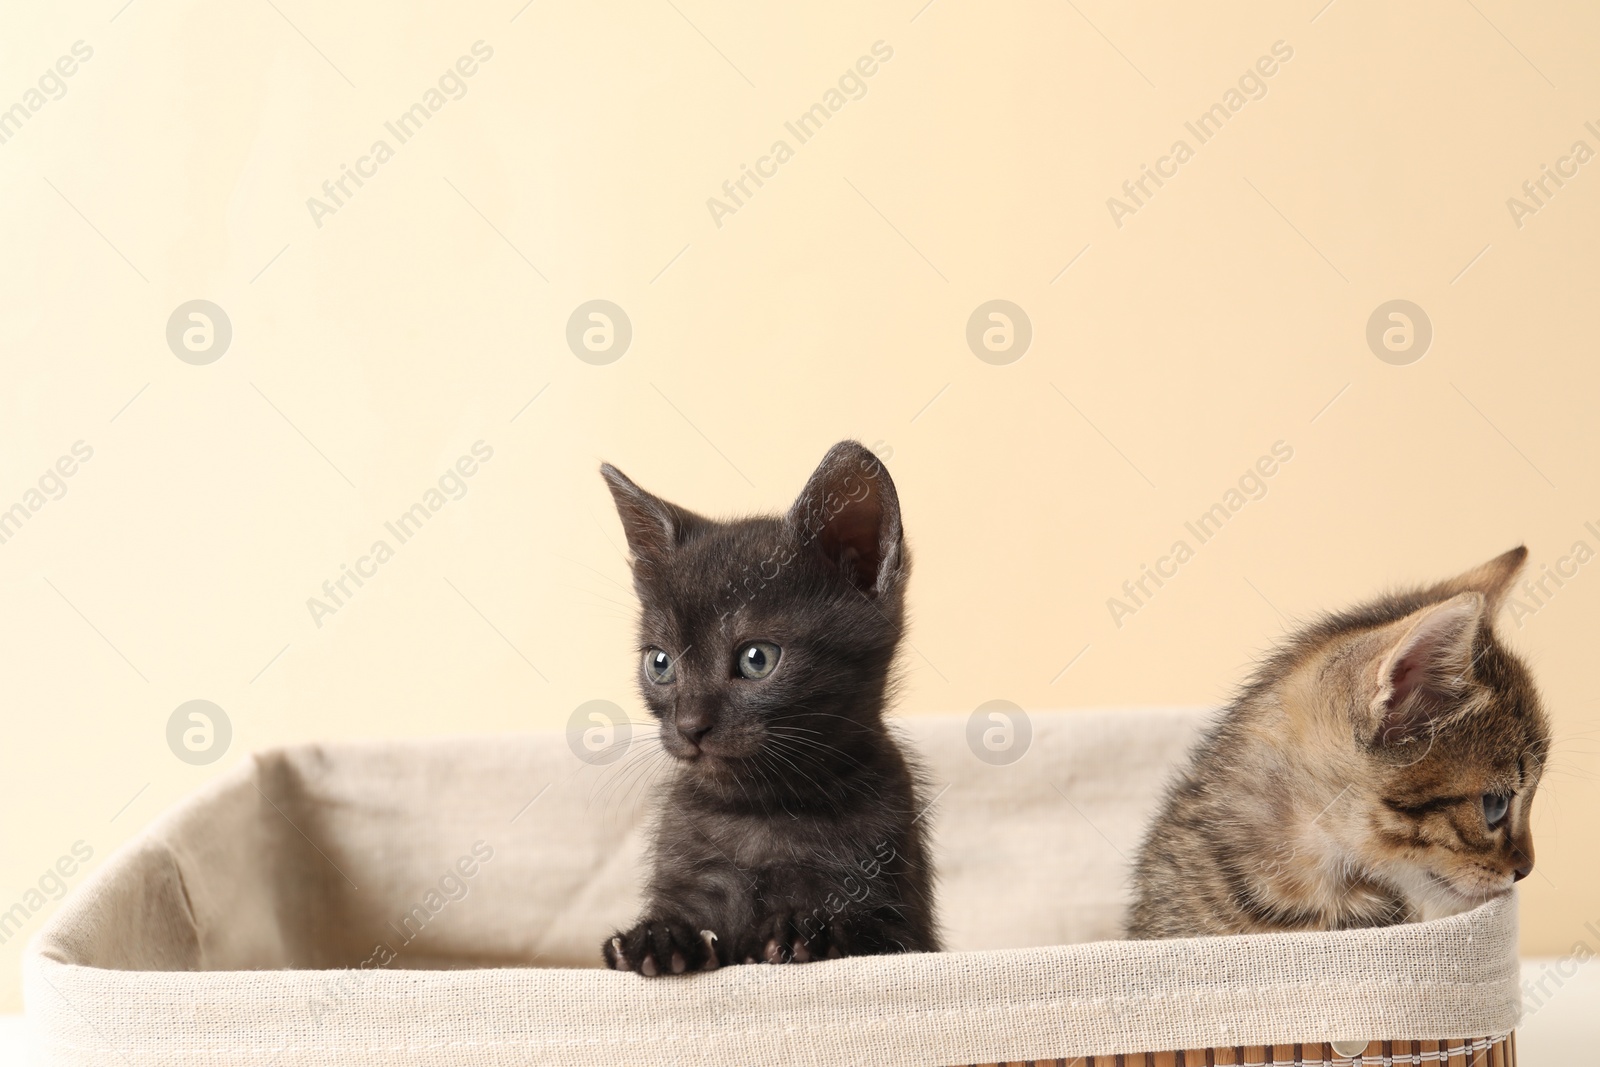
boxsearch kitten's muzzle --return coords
[1426,869,1511,906]
[1509,827,1535,882]
[672,707,713,752]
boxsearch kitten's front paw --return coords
[741,913,915,963]
[739,912,843,965]
[602,920,721,976]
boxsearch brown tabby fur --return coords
[1128,548,1549,939]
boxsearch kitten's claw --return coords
[736,911,918,963]
[604,920,721,976]
[746,911,833,965]
[699,930,720,971]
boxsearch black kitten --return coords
[599,440,939,976]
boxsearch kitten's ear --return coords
[787,441,905,598]
[600,464,703,563]
[1429,546,1528,613]
[1366,592,1484,746]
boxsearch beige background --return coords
[2,0,1597,1011]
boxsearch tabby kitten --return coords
[1128,547,1549,939]
[599,441,939,975]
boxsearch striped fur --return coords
[1128,549,1549,939]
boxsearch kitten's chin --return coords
[1400,868,1512,921]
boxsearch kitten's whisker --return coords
[555,552,635,595]
[607,756,673,824]
[569,585,634,612]
[757,745,805,777]
[587,733,672,819]
[762,734,857,777]
[764,730,854,762]
[589,757,657,820]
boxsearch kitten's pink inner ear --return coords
[789,441,904,597]
[1369,592,1483,741]
[819,487,885,590]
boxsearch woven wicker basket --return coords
[972,1038,1516,1066]
[24,709,1520,1066]
[960,1036,1510,1062]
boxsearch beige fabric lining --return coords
[25,709,1520,1066]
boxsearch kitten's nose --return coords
[675,709,712,747]
[1510,833,1534,882]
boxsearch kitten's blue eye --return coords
[736,641,780,680]
[643,648,675,684]
[1483,793,1510,828]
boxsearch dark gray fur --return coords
[599,440,939,975]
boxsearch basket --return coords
[24,709,1520,1066]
